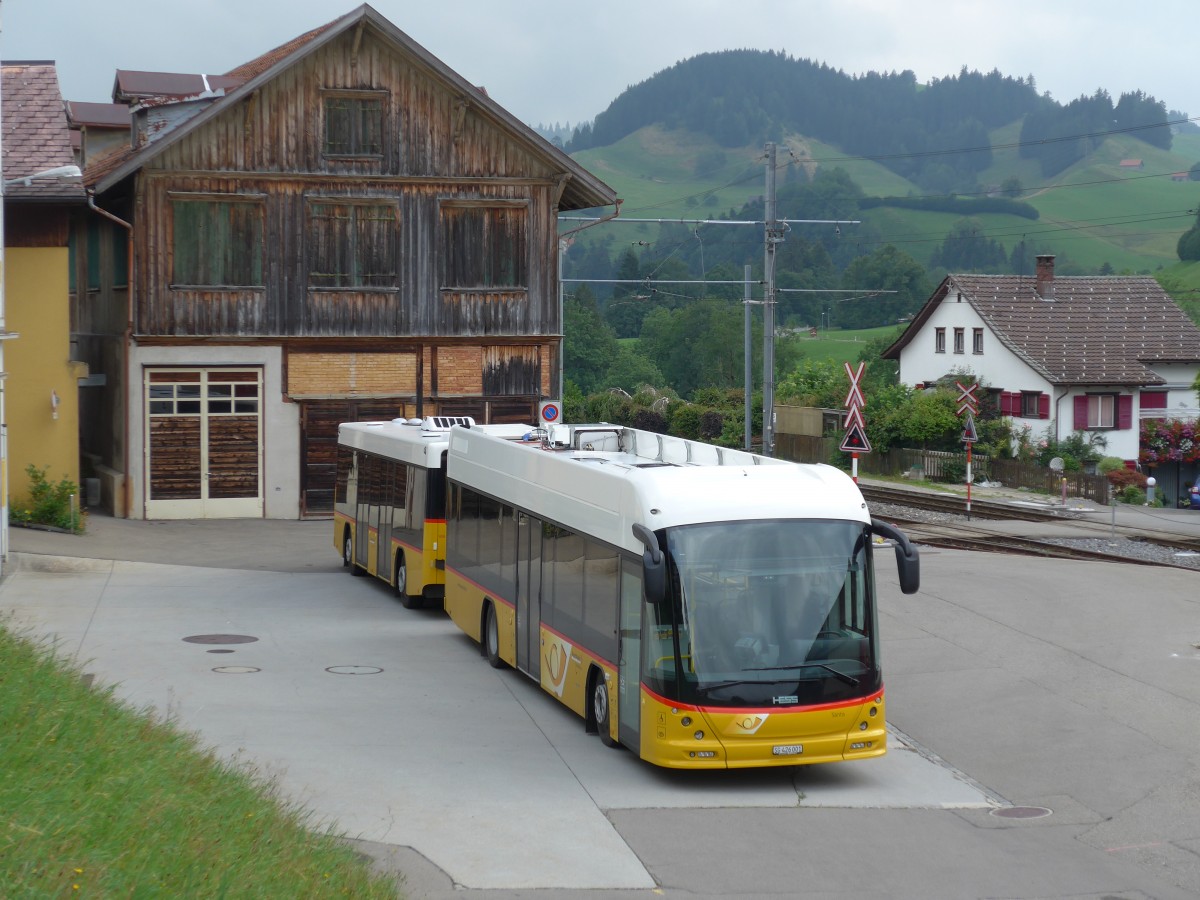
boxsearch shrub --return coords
[1117,485,1146,505]
[699,410,724,441]
[939,459,967,484]
[631,409,668,434]
[10,465,85,533]
[1096,456,1127,475]
[669,403,703,440]
[1105,468,1146,491]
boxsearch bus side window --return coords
[335,445,354,507]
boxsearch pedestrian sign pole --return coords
[841,362,871,482]
[956,382,979,519]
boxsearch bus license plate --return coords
[773,744,804,756]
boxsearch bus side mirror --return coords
[869,519,920,595]
[632,523,666,605]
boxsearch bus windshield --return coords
[645,520,879,708]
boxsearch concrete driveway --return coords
[5,516,1199,898]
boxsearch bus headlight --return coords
[859,722,868,731]
[694,730,705,740]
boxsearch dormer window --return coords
[322,90,385,157]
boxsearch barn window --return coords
[308,200,399,289]
[171,196,265,287]
[439,201,529,288]
[322,92,384,157]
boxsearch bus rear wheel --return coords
[484,603,505,669]
[344,532,363,576]
[395,554,421,609]
[591,672,619,748]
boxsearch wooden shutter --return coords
[1038,394,1050,419]
[1140,391,1167,410]
[1073,396,1088,429]
[1117,395,1133,429]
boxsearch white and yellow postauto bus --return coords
[442,421,919,770]
[333,416,528,608]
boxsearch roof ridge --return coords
[224,18,341,81]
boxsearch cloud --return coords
[5,0,1196,127]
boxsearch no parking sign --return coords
[538,400,561,426]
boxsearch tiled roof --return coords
[2,62,84,201]
[112,70,246,103]
[224,20,338,81]
[951,273,1200,385]
[82,143,137,188]
[66,101,131,129]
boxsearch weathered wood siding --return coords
[133,26,562,341]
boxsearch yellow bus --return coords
[441,421,920,770]
[333,416,527,608]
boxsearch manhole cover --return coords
[183,634,258,645]
[325,665,384,675]
[990,806,1052,819]
[212,666,261,674]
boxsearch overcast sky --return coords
[4,0,1196,130]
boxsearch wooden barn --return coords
[76,3,617,519]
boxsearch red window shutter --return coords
[1117,395,1133,429]
[1140,391,1166,410]
[1038,393,1050,420]
[1073,395,1088,429]
[999,392,1012,415]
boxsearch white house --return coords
[881,256,1200,465]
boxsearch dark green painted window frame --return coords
[322,92,385,158]
[170,196,265,288]
[307,199,400,289]
[439,200,529,289]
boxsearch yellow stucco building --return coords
[5,246,83,511]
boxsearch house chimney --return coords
[1035,255,1055,299]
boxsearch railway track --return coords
[859,484,1076,522]
[860,483,1200,568]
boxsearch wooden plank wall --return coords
[135,26,561,342]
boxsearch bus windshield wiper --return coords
[743,663,860,687]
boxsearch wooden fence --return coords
[774,436,1112,503]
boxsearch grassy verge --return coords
[0,624,400,898]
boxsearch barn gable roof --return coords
[92,4,615,211]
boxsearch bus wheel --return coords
[344,532,363,576]
[484,603,505,669]
[591,671,619,748]
[395,554,420,609]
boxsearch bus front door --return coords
[618,559,643,750]
[516,513,542,679]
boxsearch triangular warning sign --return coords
[840,421,872,453]
[961,413,978,444]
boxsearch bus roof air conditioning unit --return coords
[423,415,475,433]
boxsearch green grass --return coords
[0,624,400,898]
[798,325,902,366]
[570,124,1200,275]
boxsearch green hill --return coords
[570,123,1199,276]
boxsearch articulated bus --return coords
[336,417,918,769]
[334,416,527,608]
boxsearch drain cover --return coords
[212,666,261,674]
[183,634,258,645]
[207,649,235,654]
[990,806,1052,819]
[325,665,384,675]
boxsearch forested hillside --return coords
[556,49,1200,405]
[568,50,1174,191]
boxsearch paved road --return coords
[5,514,1200,898]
